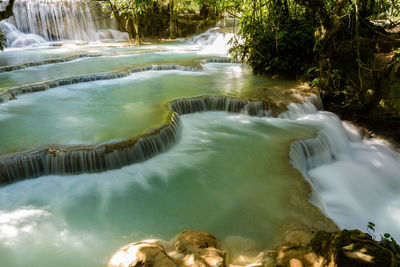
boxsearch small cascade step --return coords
[0,95,275,184]
[0,54,101,73]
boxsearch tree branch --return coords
[0,0,15,21]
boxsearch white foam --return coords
[288,97,400,239]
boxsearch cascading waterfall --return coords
[170,96,270,117]
[11,0,109,41]
[197,57,239,64]
[1,21,400,267]
[0,109,336,267]
[287,96,400,239]
[0,0,128,47]
[0,94,274,183]
[0,113,182,183]
[0,54,100,73]
[0,64,200,104]
[0,20,46,47]
[168,27,238,56]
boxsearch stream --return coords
[0,2,400,266]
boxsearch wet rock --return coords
[280,224,318,247]
[246,228,400,267]
[310,229,396,267]
[175,230,227,267]
[107,240,177,267]
[252,245,321,267]
[223,235,260,265]
[108,230,227,267]
[175,230,224,254]
[107,229,400,267]
[247,226,323,267]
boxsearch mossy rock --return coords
[311,229,398,267]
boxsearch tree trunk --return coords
[0,0,15,21]
[272,0,289,25]
[294,0,352,57]
[133,15,140,44]
[169,0,175,39]
[104,0,136,42]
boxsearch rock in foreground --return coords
[108,230,227,267]
[107,229,400,267]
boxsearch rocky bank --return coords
[107,229,400,267]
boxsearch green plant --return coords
[230,18,315,75]
[307,66,320,74]
[310,78,321,87]
[367,221,376,237]
[380,232,400,257]
[366,222,400,258]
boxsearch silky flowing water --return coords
[0,112,323,267]
[0,18,400,267]
[0,63,300,155]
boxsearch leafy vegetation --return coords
[367,221,400,260]
[96,0,226,42]
[230,18,314,75]
[228,0,400,77]
[1,0,399,139]
[224,0,400,142]
[228,0,317,75]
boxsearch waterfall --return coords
[287,96,400,239]
[0,0,128,46]
[0,113,182,183]
[11,0,106,41]
[290,132,334,172]
[0,20,46,47]
[0,95,271,183]
[197,57,239,64]
[0,54,100,73]
[170,96,270,117]
[182,27,236,55]
[0,64,200,104]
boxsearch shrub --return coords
[230,18,315,75]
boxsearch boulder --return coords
[107,240,177,267]
[108,230,227,267]
[311,229,396,267]
[175,230,227,267]
[223,235,260,265]
[251,245,322,267]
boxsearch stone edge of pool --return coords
[0,59,315,184]
[0,94,289,184]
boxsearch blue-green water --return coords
[0,112,324,267]
[1,28,400,267]
[0,31,330,267]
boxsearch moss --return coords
[311,230,396,267]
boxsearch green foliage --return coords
[394,49,400,62]
[227,0,318,75]
[370,0,400,21]
[230,18,315,75]
[99,0,226,41]
[310,78,321,87]
[101,0,226,18]
[307,66,320,74]
[367,221,376,233]
[227,0,400,78]
[103,0,153,17]
[380,232,400,259]
[367,222,400,258]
